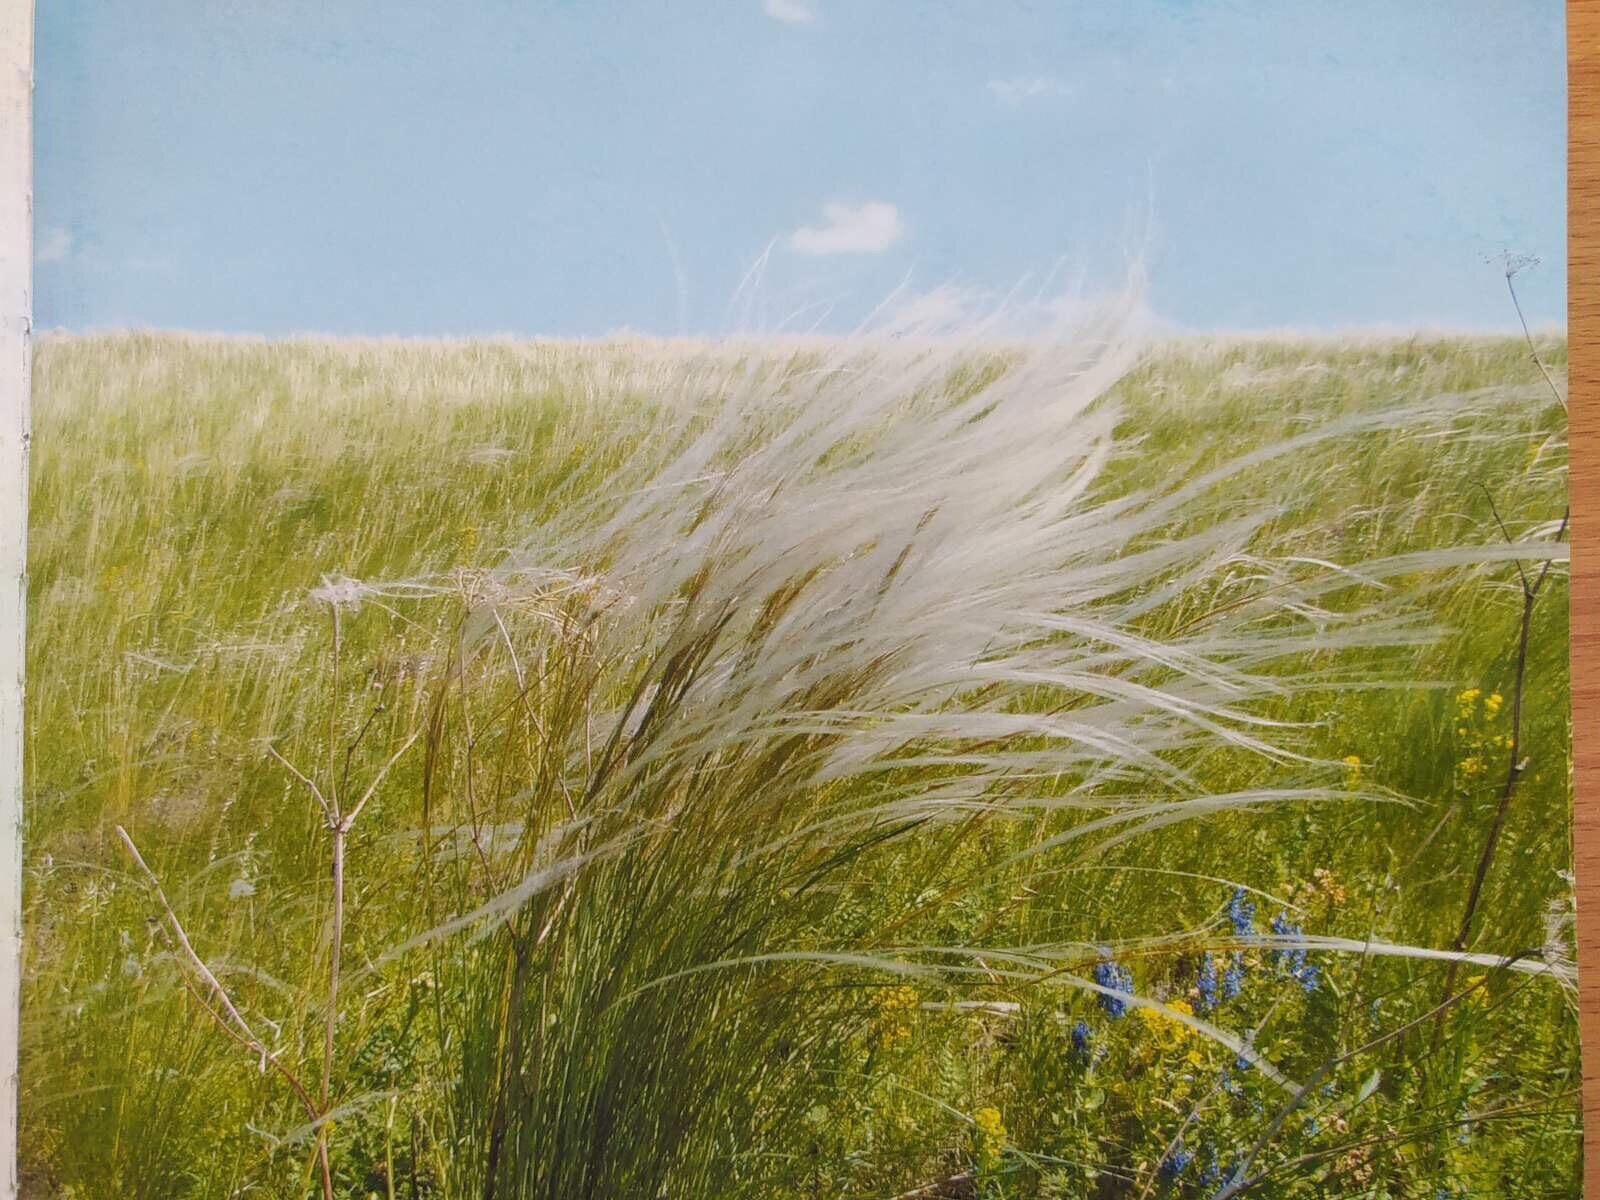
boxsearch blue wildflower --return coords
[1228,887,1256,937]
[1157,1142,1192,1182]
[1071,1019,1093,1061]
[1093,956,1134,1019]
[1223,952,1245,1000]
[1269,911,1321,993]
[1196,951,1219,1013]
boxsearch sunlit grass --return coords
[19,329,1573,1199]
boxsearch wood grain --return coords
[1573,3,1599,1196]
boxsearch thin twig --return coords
[342,728,424,830]
[341,701,389,805]
[1502,258,1567,413]
[116,826,261,1050]
[327,603,342,812]
[1438,504,1568,1013]
[114,825,335,1200]
[1474,483,1529,592]
[268,601,421,1194]
[175,974,320,1122]
[265,743,333,825]
[319,724,419,1161]
[322,826,344,1138]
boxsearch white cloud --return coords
[763,0,815,24]
[789,201,904,256]
[986,76,1069,106]
[35,226,71,263]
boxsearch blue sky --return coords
[34,1,1566,336]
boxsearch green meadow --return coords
[17,332,1575,1199]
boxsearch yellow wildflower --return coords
[872,984,918,1049]
[1135,1000,1193,1052]
[973,1106,1007,1175]
[1456,688,1481,720]
[1341,754,1362,789]
[974,1106,1006,1137]
[1484,692,1503,718]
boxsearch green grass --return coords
[18,331,1575,1198]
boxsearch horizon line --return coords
[32,320,1570,347]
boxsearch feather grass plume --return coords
[339,291,1571,1198]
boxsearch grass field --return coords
[17,328,1576,1198]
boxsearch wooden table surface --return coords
[1571,3,1598,1195]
